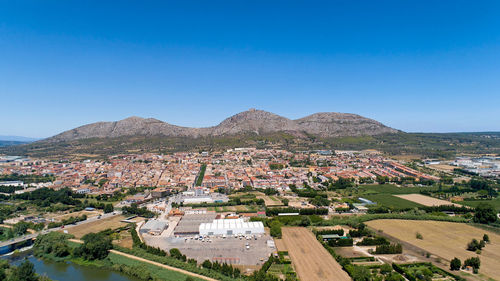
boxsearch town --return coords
[1,148,498,281]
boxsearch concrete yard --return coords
[144,234,275,265]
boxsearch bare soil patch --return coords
[64,215,127,238]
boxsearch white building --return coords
[199,219,265,236]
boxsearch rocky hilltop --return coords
[46,109,398,142]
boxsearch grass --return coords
[457,197,500,211]
[108,252,206,281]
[363,194,424,209]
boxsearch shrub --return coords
[357,236,389,246]
[416,232,423,240]
[373,243,402,254]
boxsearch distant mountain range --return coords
[2,110,499,159]
[0,135,39,142]
[0,136,38,147]
[46,109,398,142]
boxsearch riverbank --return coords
[33,240,206,281]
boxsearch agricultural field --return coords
[62,215,127,238]
[366,219,500,280]
[45,209,102,221]
[108,252,206,281]
[395,194,462,207]
[282,227,350,281]
[363,194,424,209]
[458,197,500,211]
[359,184,440,195]
[257,195,283,206]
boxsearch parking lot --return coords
[144,233,275,265]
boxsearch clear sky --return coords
[1,0,499,138]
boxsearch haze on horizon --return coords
[1,0,499,138]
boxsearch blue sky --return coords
[1,0,499,138]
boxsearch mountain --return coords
[295,112,398,137]
[46,109,398,142]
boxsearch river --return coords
[5,254,139,281]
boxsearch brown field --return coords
[274,238,287,251]
[46,210,102,221]
[282,227,350,281]
[114,230,133,248]
[366,220,500,280]
[63,215,127,238]
[427,164,457,172]
[391,154,422,161]
[257,195,282,206]
[395,194,462,207]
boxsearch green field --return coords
[109,253,205,281]
[267,263,296,279]
[358,184,440,195]
[458,197,500,211]
[363,194,424,209]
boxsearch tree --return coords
[281,198,289,206]
[299,216,311,227]
[269,220,283,238]
[483,234,490,243]
[463,257,480,273]
[351,265,371,281]
[103,203,114,214]
[12,221,29,236]
[201,260,212,269]
[8,259,37,281]
[473,203,497,224]
[76,232,112,260]
[467,239,484,251]
[169,248,183,259]
[379,263,392,275]
[450,257,461,270]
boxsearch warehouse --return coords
[199,219,265,236]
[174,213,217,236]
[140,219,168,236]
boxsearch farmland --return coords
[458,197,500,211]
[282,227,350,281]
[363,194,424,209]
[395,194,462,207]
[358,184,440,195]
[366,219,500,280]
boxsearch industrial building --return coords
[174,213,217,235]
[140,219,168,236]
[199,219,265,236]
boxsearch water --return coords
[7,255,139,281]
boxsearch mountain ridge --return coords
[45,109,399,142]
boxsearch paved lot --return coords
[144,234,275,265]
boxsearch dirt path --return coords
[69,239,217,281]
